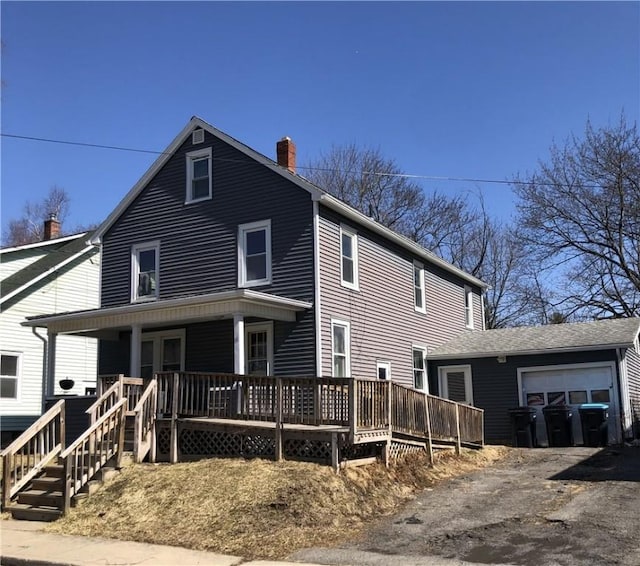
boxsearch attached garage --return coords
[428,318,640,445]
[518,362,619,445]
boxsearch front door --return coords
[245,322,273,376]
[140,330,185,378]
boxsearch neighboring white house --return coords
[0,223,100,442]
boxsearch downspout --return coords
[32,327,49,414]
[313,200,322,377]
[617,347,632,441]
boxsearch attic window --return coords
[185,147,212,203]
[192,129,205,145]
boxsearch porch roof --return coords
[22,289,312,335]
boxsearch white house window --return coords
[1,352,20,399]
[140,330,185,379]
[238,220,272,287]
[465,286,474,329]
[245,322,274,376]
[414,261,426,313]
[377,360,391,380]
[185,147,212,203]
[332,320,351,377]
[439,365,474,405]
[340,226,358,290]
[132,242,159,302]
[413,347,427,390]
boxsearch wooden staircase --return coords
[2,376,157,522]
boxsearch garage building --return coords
[428,318,640,445]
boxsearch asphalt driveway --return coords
[292,446,640,566]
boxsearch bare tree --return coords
[3,185,71,246]
[514,114,640,318]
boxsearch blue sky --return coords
[1,1,638,236]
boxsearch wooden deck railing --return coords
[97,375,145,413]
[1,400,66,510]
[133,379,157,463]
[61,398,127,513]
[86,381,122,424]
[154,372,483,460]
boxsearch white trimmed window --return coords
[412,346,427,391]
[439,365,474,405]
[131,242,159,302]
[238,220,272,287]
[340,226,358,290]
[414,261,426,313]
[245,322,274,376]
[377,360,391,380]
[1,352,21,399]
[186,147,212,203]
[140,330,185,379]
[465,286,474,329]
[331,320,351,377]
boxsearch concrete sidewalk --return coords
[0,519,324,566]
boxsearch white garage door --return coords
[519,363,619,446]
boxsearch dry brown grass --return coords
[46,446,510,559]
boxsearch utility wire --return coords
[0,131,602,189]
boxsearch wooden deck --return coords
[136,372,485,469]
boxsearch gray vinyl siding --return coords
[98,334,131,375]
[318,206,482,387]
[625,345,640,435]
[429,349,618,443]
[101,129,315,307]
[186,321,234,373]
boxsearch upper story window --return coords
[185,147,212,203]
[340,225,358,290]
[1,352,20,399]
[412,346,427,391]
[132,242,159,302]
[414,261,426,313]
[332,319,351,377]
[464,286,474,329]
[238,220,272,287]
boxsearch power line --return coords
[0,131,603,190]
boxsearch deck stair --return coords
[2,376,157,522]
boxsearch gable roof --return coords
[90,116,487,290]
[429,318,640,359]
[1,233,96,306]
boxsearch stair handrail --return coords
[132,379,157,463]
[60,397,127,513]
[1,400,66,510]
[86,379,123,424]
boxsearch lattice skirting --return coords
[388,440,427,461]
[155,421,341,464]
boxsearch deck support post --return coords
[424,394,434,465]
[275,378,283,462]
[150,379,157,463]
[349,379,357,443]
[331,432,339,473]
[130,325,141,378]
[455,403,462,455]
[385,379,392,467]
[170,372,179,463]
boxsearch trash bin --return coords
[542,405,574,447]
[509,407,537,448]
[578,403,609,447]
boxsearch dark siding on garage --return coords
[429,349,618,444]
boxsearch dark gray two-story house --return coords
[25,117,486,398]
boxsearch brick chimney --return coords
[276,136,296,173]
[43,214,61,240]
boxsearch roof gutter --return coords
[428,343,636,360]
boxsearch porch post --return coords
[130,325,141,377]
[46,332,58,397]
[233,314,245,375]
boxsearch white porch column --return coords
[46,332,57,397]
[233,314,245,374]
[130,325,141,377]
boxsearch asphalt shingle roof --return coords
[429,318,640,359]
[1,234,94,304]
